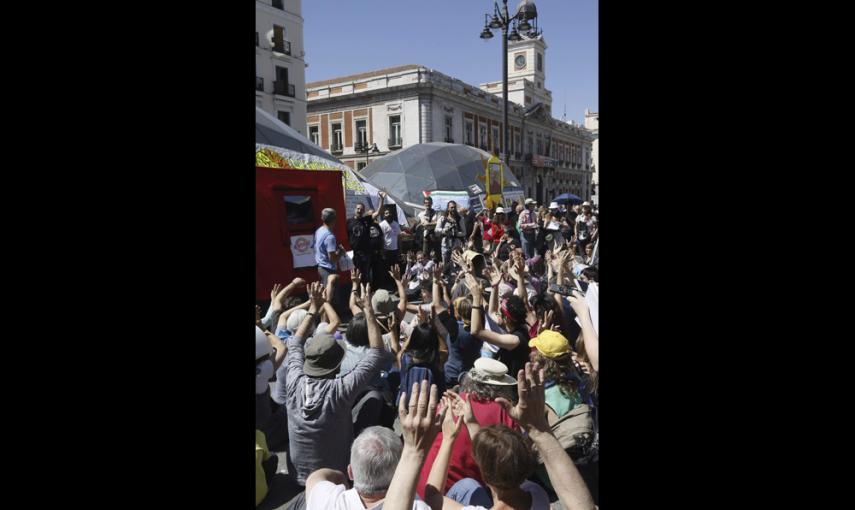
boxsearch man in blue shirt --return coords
[315,208,344,288]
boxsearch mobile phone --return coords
[549,283,575,296]
[574,279,589,293]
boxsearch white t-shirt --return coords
[380,220,401,251]
[460,481,550,510]
[307,481,432,510]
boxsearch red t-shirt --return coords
[416,393,519,499]
[480,218,505,244]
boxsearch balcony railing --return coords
[388,137,402,148]
[274,81,296,97]
[331,143,343,154]
[272,40,291,55]
[514,152,522,160]
[255,77,264,92]
[524,153,533,162]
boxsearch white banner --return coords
[424,190,471,212]
[290,234,316,268]
[503,189,525,208]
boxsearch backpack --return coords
[534,404,595,463]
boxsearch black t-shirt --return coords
[496,327,530,377]
[347,217,370,252]
[368,221,384,253]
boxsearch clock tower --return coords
[508,35,547,91]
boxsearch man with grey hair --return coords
[315,207,345,289]
[304,426,431,510]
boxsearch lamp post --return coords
[355,142,380,170]
[479,1,540,171]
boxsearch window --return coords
[283,195,314,225]
[527,132,534,154]
[479,124,488,150]
[275,66,290,95]
[492,126,500,153]
[536,135,543,156]
[256,77,264,91]
[389,115,401,147]
[272,0,284,9]
[445,116,453,142]
[332,122,343,152]
[537,81,541,89]
[256,32,259,47]
[537,53,543,72]
[277,111,291,126]
[357,162,367,171]
[465,119,474,145]
[355,119,367,148]
[309,125,319,145]
[272,25,285,52]
[514,133,520,155]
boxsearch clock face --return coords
[515,55,526,69]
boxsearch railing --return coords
[331,143,343,154]
[274,81,296,97]
[388,137,402,148]
[272,40,292,55]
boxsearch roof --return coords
[306,64,421,89]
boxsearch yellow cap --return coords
[528,330,571,359]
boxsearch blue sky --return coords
[303,0,597,124]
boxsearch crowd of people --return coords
[256,192,600,510]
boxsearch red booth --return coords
[256,166,350,301]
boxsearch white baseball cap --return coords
[549,201,559,209]
[495,207,506,214]
[525,198,536,205]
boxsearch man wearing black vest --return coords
[417,195,441,263]
[346,202,373,284]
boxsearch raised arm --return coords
[432,264,446,311]
[424,397,465,510]
[567,290,599,372]
[276,299,311,332]
[264,330,287,370]
[383,381,445,510]
[389,264,408,321]
[496,363,595,510]
[322,301,341,334]
[359,284,385,350]
[294,282,323,342]
[320,273,339,323]
[371,191,387,220]
[349,268,364,316]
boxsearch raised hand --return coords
[308,281,325,307]
[270,283,282,303]
[433,263,444,282]
[351,267,362,286]
[463,273,480,294]
[486,267,502,287]
[399,381,445,453]
[291,277,307,288]
[538,310,555,335]
[495,362,550,433]
[566,290,589,316]
[354,283,371,311]
[440,396,464,441]
[417,304,428,325]
[444,390,476,427]
[389,264,402,282]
